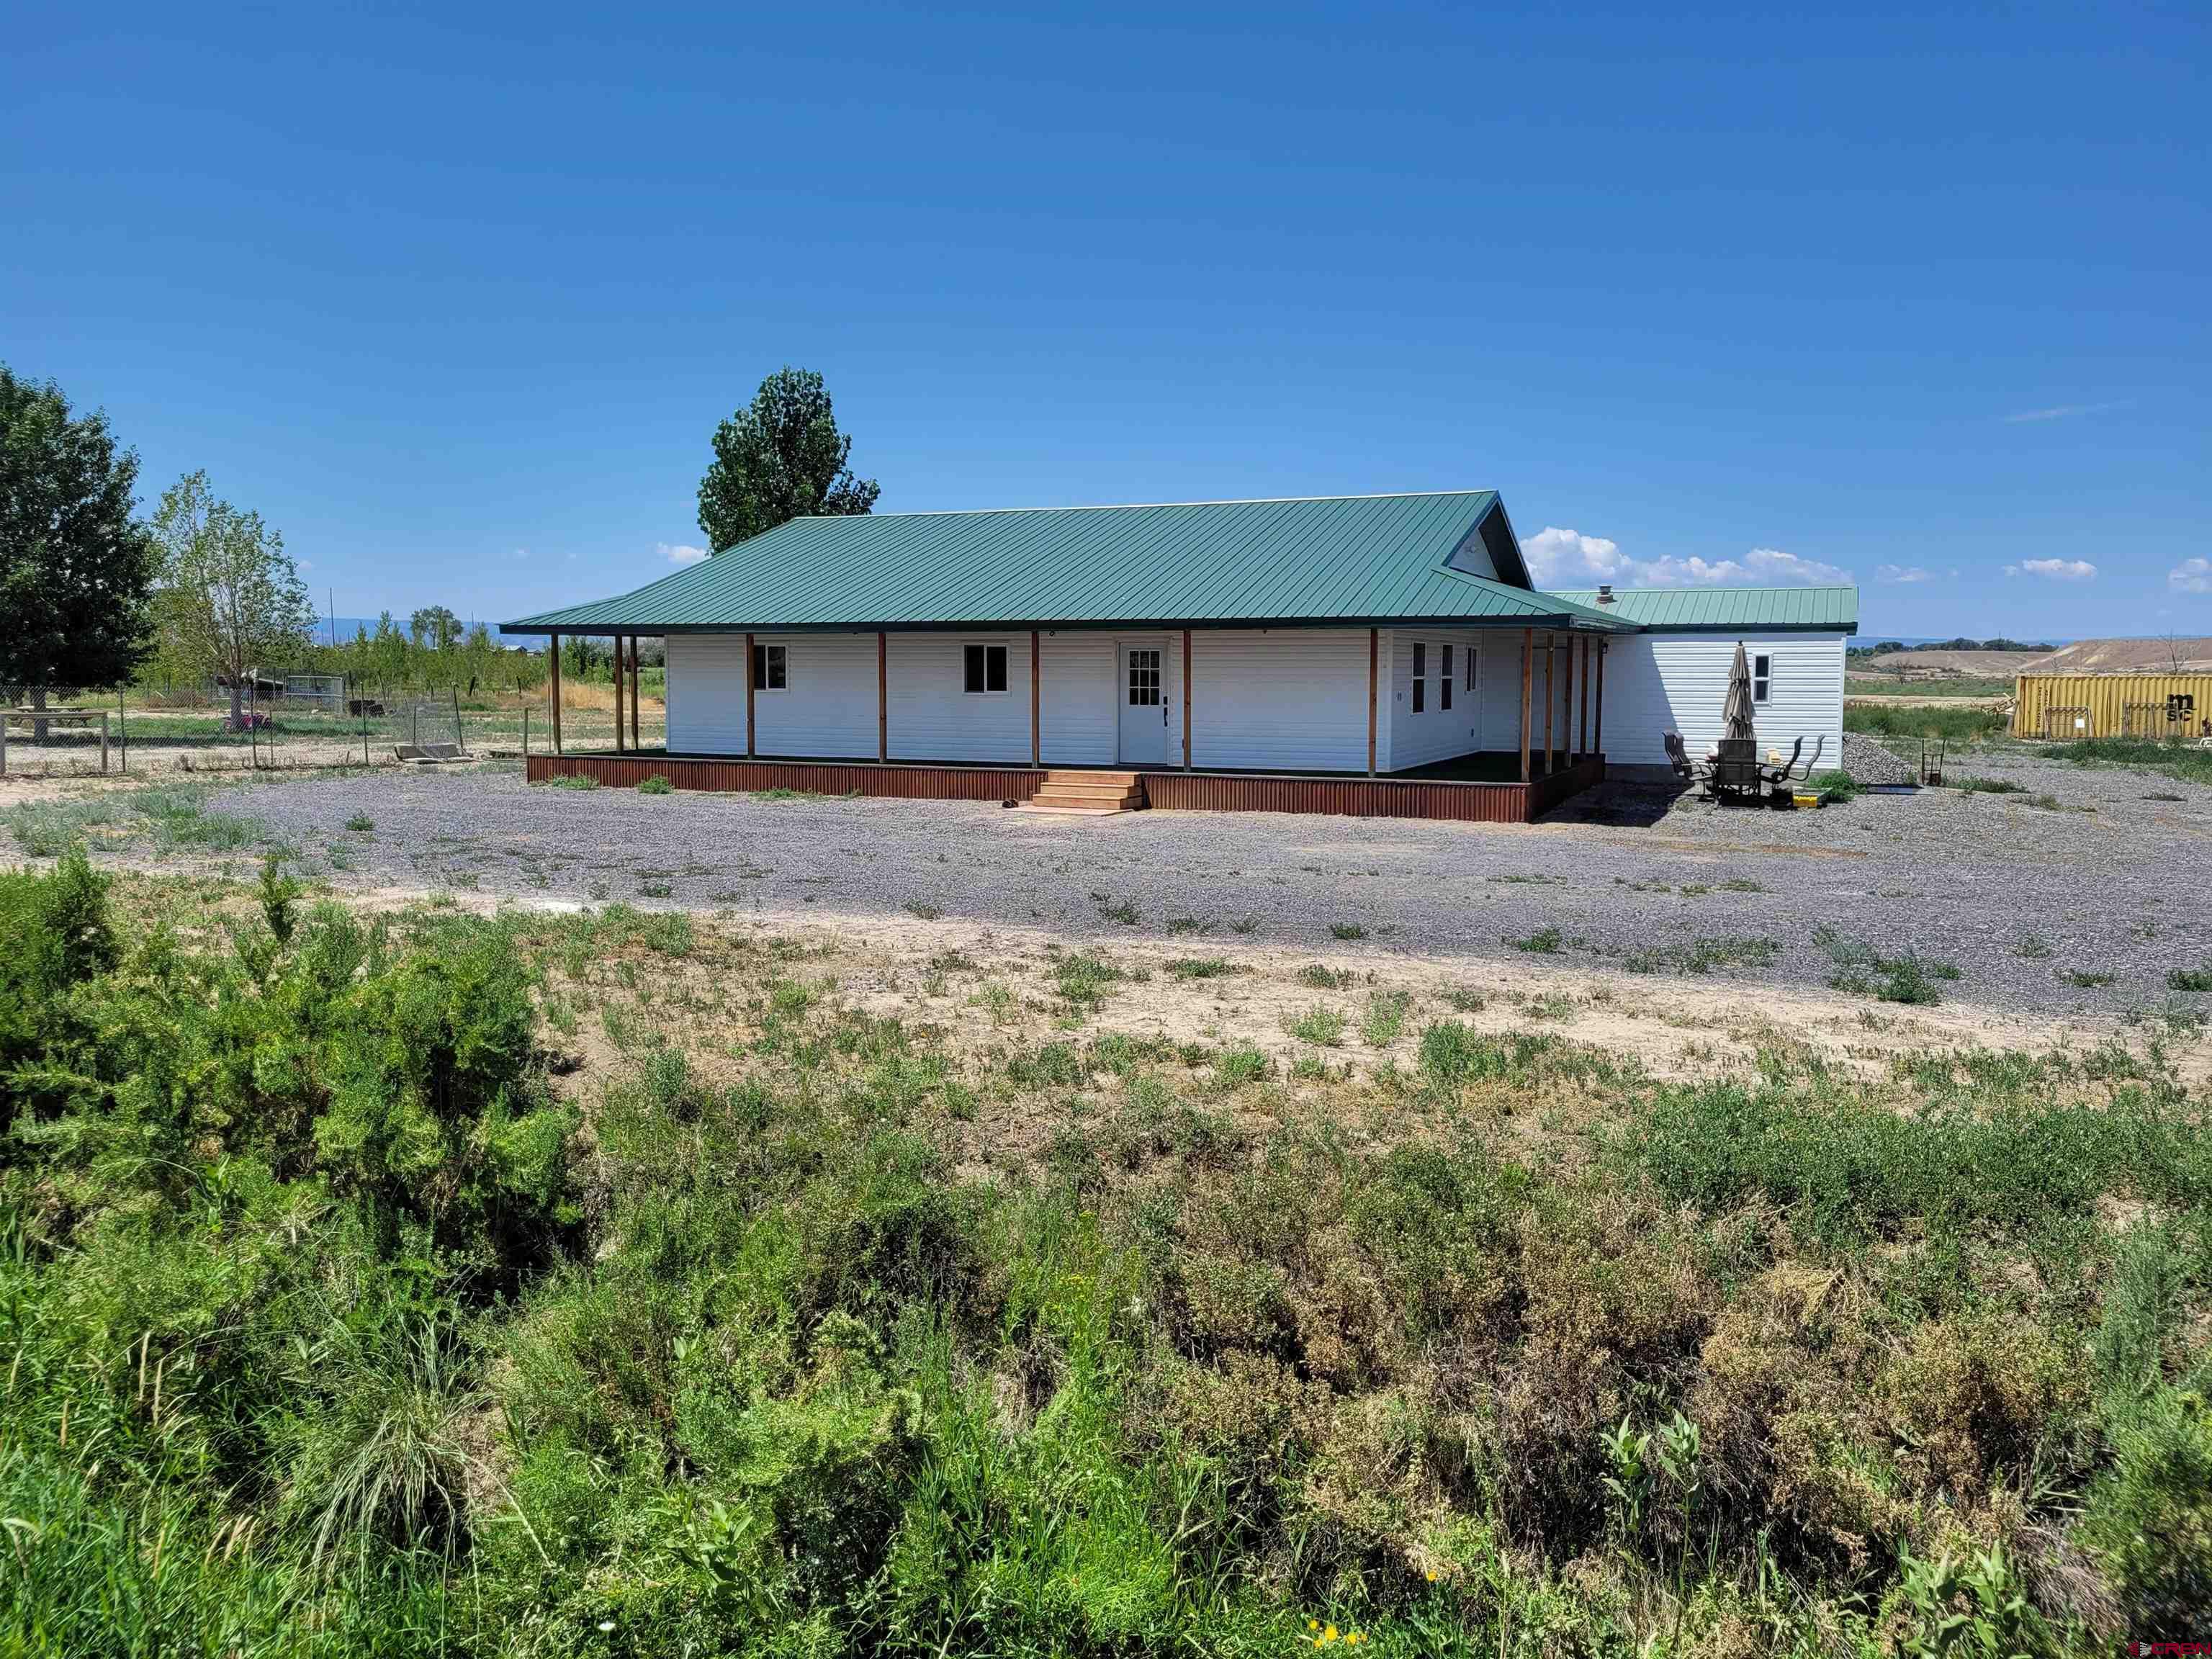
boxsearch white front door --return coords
[1117,640,1169,765]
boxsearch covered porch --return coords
[526,621,1615,823]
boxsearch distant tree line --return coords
[2,361,870,712]
[1851,636,2056,658]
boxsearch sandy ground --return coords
[338,881,2205,1088]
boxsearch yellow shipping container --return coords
[2012,673,2212,741]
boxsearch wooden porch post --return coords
[1030,630,1041,766]
[876,632,889,762]
[743,633,756,757]
[1181,629,1192,771]
[611,635,625,752]
[1518,627,1532,783]
[1541,631,1555,776]
[1367,628,1378,777]
[1578,635,1590,761]
[1560,633,1573,762]
[1595,641,1606,762]
[548,633,562,755]
[631,637,642,748]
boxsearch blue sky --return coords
[6,2,2206,639]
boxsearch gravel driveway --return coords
[206,750,2212,1015]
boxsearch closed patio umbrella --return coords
[1721,642,1757,746]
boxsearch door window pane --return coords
[1411,642,1426,714]
[1441,644,1454,711]
[1127,649,1161,706]
[752,644,786,691]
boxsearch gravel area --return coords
[192,751,2212,1017]
[1839,732,1917,786]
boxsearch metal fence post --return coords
[117,688,127,773]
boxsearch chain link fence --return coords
[4,683,664,778]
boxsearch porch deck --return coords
[521,750,1605,824]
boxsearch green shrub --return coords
[637,773,675,795]
[2080,1390,2212,1635]
[0,848,117,1141]
[1843,703,2006,739]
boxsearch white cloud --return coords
[512,547,530,561]
[1522,527,1848,589]
[2005,558,2097,582]
[660,541,709,566]
[1876,564,1934,584]
[2170,557,2212,595]
[2002,400,2128,423]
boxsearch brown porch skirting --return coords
[523,753,1604,824]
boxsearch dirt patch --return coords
[335,883,2185,1088]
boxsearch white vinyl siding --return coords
[885,634,1030,762]
[1039,631,1118,764]
[750,631,879,757]
[1384,628,1493,770]
[1596,632,1845,771]
[1188,629,1370,771]
[663,632,751,754]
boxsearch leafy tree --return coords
[409,605,461,652]
[0,366,159,726]
[697,367,879,552]
[150,470,315,726]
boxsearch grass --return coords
[6,782,269,856]
[346,812,375,832]
[1328,920,1367,940]
[1093,893,1140,925]
[1166,956,1237,980]
[1509,925,1563,954]
[636,773,675,795]
[1807,768,1860,802]
[2168,960,2212,994]
[1286,1003,1346,1046]
[3,858,2206,1655]
[545,772,600,789]
[1297,962,1356,989]
[1954,775,2027,793]
[1815,925,1958,1004]
[1623,935,1779,976]
[2049,735,2212,789]
[1053,949,1126,1009]
[2062,968,2118,989]
[904,900,944,920]
[1843,701,2008,739]
[1360,988,1411,1046]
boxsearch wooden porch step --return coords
[1020,770,1148,814]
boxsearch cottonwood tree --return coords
[150,471,315,726]
[0,366,159,734]
[409,604,461,652]
[697,367,879,551]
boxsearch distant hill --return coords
[2023,637,2212,675]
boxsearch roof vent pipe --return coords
[1596,584,1614,605]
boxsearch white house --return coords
[506,492,1853,819]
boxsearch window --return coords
[1752,653,1772,704]
[963,642,1008,695]
[1126,648,1161,705]
[752,643,786,691]
[1441,644,1454,711]
[1465,644,1478,693]
[1411,642,1426,714]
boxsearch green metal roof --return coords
[503,492,1633,634]
[1546,585,1858,633]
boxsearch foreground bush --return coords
[0,866,2206,1654]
